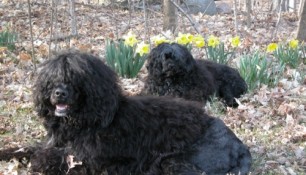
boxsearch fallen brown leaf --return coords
[18,52,31,61]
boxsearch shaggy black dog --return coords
[142,43,248,107]
[29,50,251,175]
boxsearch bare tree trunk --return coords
[246,0,252,28]
[299,0,305,15]
[143,0,148,41]
[297,0,306,41]
[244,0,247,11]
[272,0,284,40]
[69,0,78,36]
[163,0,177,33]
[272,0,288,11]
[238,0,241,10]
[49,0,55,59]
[54,0,59,52]
[233,0,238,34]
[27,0,36,71]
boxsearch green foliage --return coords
[105,40,146,78]
[274,44,302,68]
[205,42,234,65]
[185,44,193,52]
[269,63,286,87]
[0,29,17,50]
[238,52,285,91]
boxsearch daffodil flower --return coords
[175,33,190,45]
[289,39,298,49]
[123,31,138,47]
[192,35,205,48]
[266,43,278,53]
[186,33,194,43]
[136,41,149,56]
[230,36,240,48]
[207,35,220,48]
[151,35,170,46]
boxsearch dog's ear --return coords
[184,55,196,72]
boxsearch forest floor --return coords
[0,1,305,174]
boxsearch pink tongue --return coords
[56,104,68,110]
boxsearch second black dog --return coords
[142,43,248,107]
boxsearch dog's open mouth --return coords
[55,104,69,117]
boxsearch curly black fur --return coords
[0,146,35,163]
[142,43,216,103]
[142,43,248,107]
[198,59,248,107]
[0,146,87,175]
[30,147,88,175]
[31,50,251,175]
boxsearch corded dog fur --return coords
[26,50,251,174]
[0,146,87,175]
[142,43,248,107]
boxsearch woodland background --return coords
[0,0,305,174]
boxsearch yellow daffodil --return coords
[230,36,240,48]
[207,35,220,48]
[123,31,138,47]
[289,39,299,49]
[151,35,170,46]
[186,33,194,43]
[266,43,278,52]
[135,41,149,56]
[175,33,190,45]
[192,35,205,48]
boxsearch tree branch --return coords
[272,0,283,40]
[169,0,202,35]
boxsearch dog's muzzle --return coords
[51,84,72,117]
[55,104,70,117]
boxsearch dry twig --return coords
[272,0,284,40]
[169,0,202,35]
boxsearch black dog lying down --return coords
[0,50,251,175]
[142,43,248,107]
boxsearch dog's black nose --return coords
[163,52,172,60]
[54,88,68,98]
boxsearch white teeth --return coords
[56,104,68,110]
[55,104,69,117]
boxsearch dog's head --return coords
[33,50,121,127]
[146,43,196,78]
